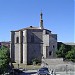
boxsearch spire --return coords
[40,12,44,29]
[40,12,43,20]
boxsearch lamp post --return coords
[66,65,68,74]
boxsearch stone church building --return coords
[10,13,57,65]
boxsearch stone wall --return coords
[41,58,75,71]
[27,29,43,64]
[11,29,57,65]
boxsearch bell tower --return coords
[40,12,44,29]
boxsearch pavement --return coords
[21,70,75,75]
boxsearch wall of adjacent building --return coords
[43,30,57,59]
[48,34,57,58]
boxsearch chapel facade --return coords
[10,13,57,64]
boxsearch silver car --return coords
[37,67,50,75]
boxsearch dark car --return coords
[9,69,22,75]
[37,67,50,75]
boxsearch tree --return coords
[32,58,40,65]
[56,44,66,58]
[56,44,75,62]
[65,46,75,62]
[0,45,10,74]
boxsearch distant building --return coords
[57,42,75,49]
[10,13,57,64]
[0,41,10,48]
[64,42,75,46]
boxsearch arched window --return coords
[16,37,19,43]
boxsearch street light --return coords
[66,65,68,74]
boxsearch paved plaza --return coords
[19,69,75,75]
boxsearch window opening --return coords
[16,37,19,43]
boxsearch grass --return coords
[12,63,41,70]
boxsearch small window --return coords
[16,37,19,43]
[49,51,52,56]
[53,45,55,48]
[31,35,34,42]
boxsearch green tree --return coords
[0,45,10,74]
[56,44,75,62]
[56,44,66,58]
[65,46,75,62]
[32,58,40,65]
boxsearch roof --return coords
[11,26,52,32]
[11,26,42,32]
[64,42,75,45]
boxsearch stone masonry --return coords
[10,13,57,65]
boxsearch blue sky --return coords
[0,0,74,42]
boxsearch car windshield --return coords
[39,67,49,72]
[39,69,45,71]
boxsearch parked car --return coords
[9,68,22,75]
[37,67,50,75]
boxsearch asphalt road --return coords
[20,71,37,75]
